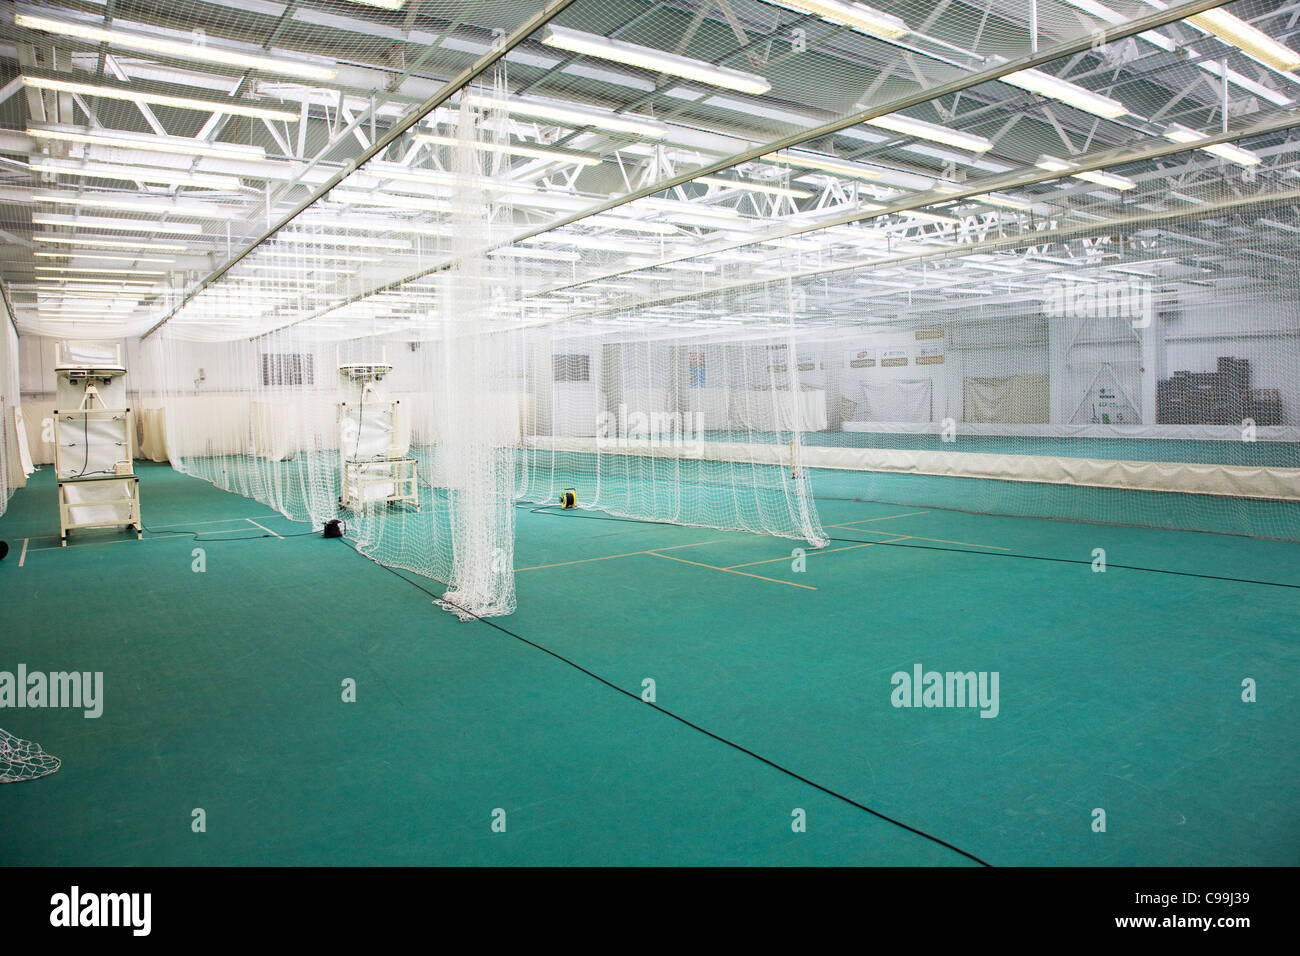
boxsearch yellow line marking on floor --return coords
[19,538,28,567]
[723,536,912,569]
[515,549,655,572]
[246,518,282,538]
[826,510,929,528]
[847,529,1011,551]
[513,535,738,572]
[648,550,818,590]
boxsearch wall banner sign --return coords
[916,345,945,365]
[914,328,945,340]
[881,348,909,367]
[846,348,876,368]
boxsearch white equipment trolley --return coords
[337,350,418,512]
[52,341,141,546]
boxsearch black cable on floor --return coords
[336,537,992,868]
[825,535,1300,590]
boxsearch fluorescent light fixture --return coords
[903,210,960,226]
[21,74,299,123]
[361,163,541,195]
[37,281,159,291]
[636,197,742,221]
[414,134,602,166]
[970,192,1035,210]
[239,263,357,275]
[769,150,884,179]
[27,125,266,161]
[586,215,680,235]
[341,0,407,8]
[1186,8,1300,73]
[33,235,190,251]
[272,233,413,250]
[1035,155,1134,190]
[33,192,231,219]
[36,266,167,276]
[694,175,813,199]
[1035,155,1074,173]
[524,234,650,253]
[30,159,243,190]
[255,250,382,263]
[460,95,667,139]
[539,25,771,95]
[34,252,176,264]
[1001,68,1127,119]
[488,248,583,261]
[1072,169,1135,190]
[329,189,452,213]
[864,113,993,152]
[32,213,204,234]
[15,14,337,81]
[1162,125,1261,166]
[768,1,908,39]
[626,258,717,272]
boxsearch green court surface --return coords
[1,462,1297,866]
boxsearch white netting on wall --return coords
[0,304,22,517]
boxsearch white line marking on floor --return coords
[246,518,282,538]
[149,515,281,529]
[19,538,28,567]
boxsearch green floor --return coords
[1,462,1297,865]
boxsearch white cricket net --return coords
[0,300,21,517]
[518,280,827,547]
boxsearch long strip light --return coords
[1036,155,1135,190]
[329,189,453,213]
[1186,8,1300,73]
[32,235,190,251]
[769,149,884,179]
[414,134,602,166]
[362,163,542,195]
[1163,124,1261,167]
[36,266,167,276]
[461,95,667,139]
[33,192,232,219]
[488,248,583,261]
[768,1,909,38]
[21,74,299,123]
[27,125,266,161]
[30,159,243,191]
[1000,68,1127,119]
[254,250,382,263]
[14,14,337,81]
[32,213,204,234]
[539,25,771,95]
[694,175,814,199]
[586,214,680,235]
[271,233,413,249]
[970,192,1035,211]
[864,113,993,152]
[35,252,177,264]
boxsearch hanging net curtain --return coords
[143,64,827,620]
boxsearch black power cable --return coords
[333,536,992,868]
[823,535,1300,590]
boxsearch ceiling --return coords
[3,0,1300,341]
